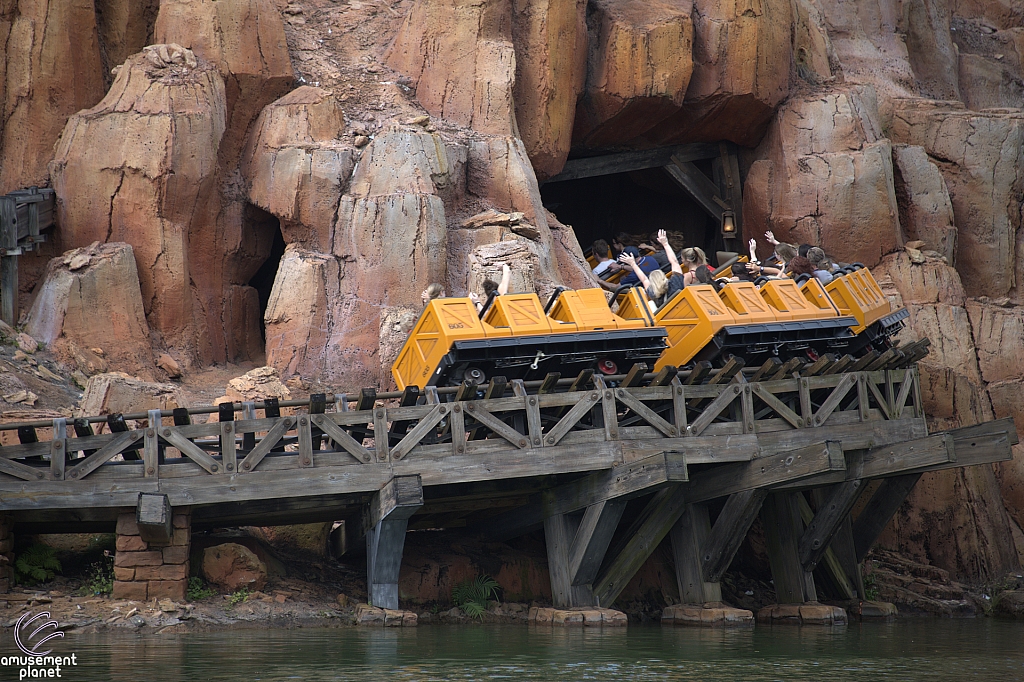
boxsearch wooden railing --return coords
[0,369,922,484]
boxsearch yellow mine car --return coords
[392,265,907,389]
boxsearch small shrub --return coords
[451,575,500,619]
[863,572,880,601]
[77,558,114,596]
[14,544,62,586]
[228,587,251,607]
[187,577,216,601]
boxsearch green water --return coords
[8,620,1024,681]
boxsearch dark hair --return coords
[694,264,724,292]
[788,256,815,277]
[613,232,635,247]
[592,239,610,258]
[798,244,811,258]
[732,262,756,282]
[482,280,498,296]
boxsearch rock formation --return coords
[572,0,693,150]
[0,0,106,194]
[25,243,154,379]
[744,87,902,266]
[49,46,224,359]
[0,0,1020,585]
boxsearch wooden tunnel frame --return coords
[543,142,744,237]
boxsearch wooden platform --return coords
[0,367,1015,611]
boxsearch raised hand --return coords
[657,229,669,245]
[618,252,637,267]
[765,230,779,245]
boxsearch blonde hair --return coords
[648,269,669,298]
[682,247,707,266]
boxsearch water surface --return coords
[12,619,1024,681]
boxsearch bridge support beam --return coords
[0,513,12,593]
[112,506,191,601]
[670,503,722,604]
[544,498,626,607]
[366,475,423,610]
[761,492,817,604]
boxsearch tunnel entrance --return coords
[247,207,286,343]
[540,143,744,267]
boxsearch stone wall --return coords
[112,508,191,601]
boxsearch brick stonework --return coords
[111,507,190,601]
[0,514,12,593]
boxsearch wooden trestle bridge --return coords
[0,360,1016,612]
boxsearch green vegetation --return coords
[451,575,500,619]
[187,577,217,601]
[863,572,880,601]
[77,558,114,596]
[14,544,62,586]
[228,587,251,607]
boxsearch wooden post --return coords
[569,499,626,587]
[852,473,922,562]
[593,486,689,607]
[0,197,18,326]
[137,493,173,545]
[761,492,816,604]
[700,489,768,583]
[799,479,866,572]
[543,513,596,607]
[365,475,423,610]
[670,503,722,604]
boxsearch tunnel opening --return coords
[542,167,720,258]
[247,209,286,343]
[540,144,744,269]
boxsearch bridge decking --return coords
[0,366,1015,612]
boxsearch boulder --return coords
[0,0,106,193]
[385,0,518,136]
[744,87,902,267]
[891,145,957,264]
[24,243,154,378]
[49,47,225,360]
[241,87,356,252]
[993,590,1024,619]
[511,0,587,179]
[225,366,292,403]
[78,373,187,418]
[571,0,692,150]
[641,0,792,146]
[202,543,267,591]
[890,100,1024,299]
